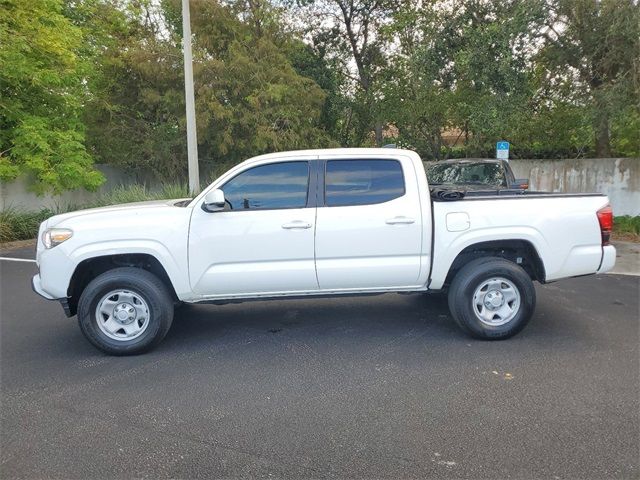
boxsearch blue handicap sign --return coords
[496,141,509,159]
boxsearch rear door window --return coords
[325,159,405,206]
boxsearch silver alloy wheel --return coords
[472,277,521,326]
[95,289,150,341]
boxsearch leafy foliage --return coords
[188,0,334,169]
[1,0,638,195]
[0,0,104,193]
[79,0,334,181]
[78,0,191,181]
[291,0,397,146]
[539,0,640,157]
[381,0,639,160]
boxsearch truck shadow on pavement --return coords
[165,294,452,343]
[18,283,600,360]
[158,290,575,355]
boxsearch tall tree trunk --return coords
[594,108,611,157]
[590,81,612,158]
[374,122,383,146]
[432,127,442,160]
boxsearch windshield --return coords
[427,162,506,186]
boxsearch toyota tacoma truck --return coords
[32,148,616,355]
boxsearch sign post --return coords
[496,141,510,160]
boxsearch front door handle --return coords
[385,216,415,225]
[282,221,312,229]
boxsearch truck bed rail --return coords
[429,187,605,202]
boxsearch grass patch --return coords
[83,183,190,209]
[0,207,56,243]
[613,216,640,235]
[613,215,640,241]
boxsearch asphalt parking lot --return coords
[1,246,638,479]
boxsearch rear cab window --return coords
[325,159,405,207]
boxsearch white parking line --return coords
[0,257,36,263]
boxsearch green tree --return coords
[389,0,547,159]
[80,0,333,181]
[188,0,333,170]
[77,0,189,180]
[0,0,104,193]
[288,40,344,144]
[540,0,640,157]
[293,0,395,146]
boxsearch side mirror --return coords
[510,178,529,190]
[202,188,226,212]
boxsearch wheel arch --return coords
[66,253,179,317]
[440,239,546,290]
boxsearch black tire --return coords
[447,257,536,340]
[77,267,174,355]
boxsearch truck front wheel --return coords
[77,267,174,355]
[448,257,536,339]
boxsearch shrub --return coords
[0,207,55,243]
[614,216,640,236]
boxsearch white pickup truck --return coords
[32,148,616,355]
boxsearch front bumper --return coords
[32,274,55,300]
[597,245,616,274]
[32,274,73,317]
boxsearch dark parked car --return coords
[426,158,529,190]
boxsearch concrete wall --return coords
[2,158,639,216]
[0,165,155,211]
[509,158,640,216]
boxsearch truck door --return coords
[314,156,424,290]
[188,159,319,297]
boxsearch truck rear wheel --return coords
[77,267,174,355]
[448,257,535,339]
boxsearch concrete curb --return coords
[0,239,36,255]
[610,241,640,276]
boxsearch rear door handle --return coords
[385,216,415,225]
[282,221,312,229]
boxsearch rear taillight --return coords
[596,204,613,246]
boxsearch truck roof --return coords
[244,148,421,164]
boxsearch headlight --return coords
[42,228,73,249]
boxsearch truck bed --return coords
[428,192,611,289]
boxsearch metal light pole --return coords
[181,0,200,194]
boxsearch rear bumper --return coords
[597,245,616,274]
